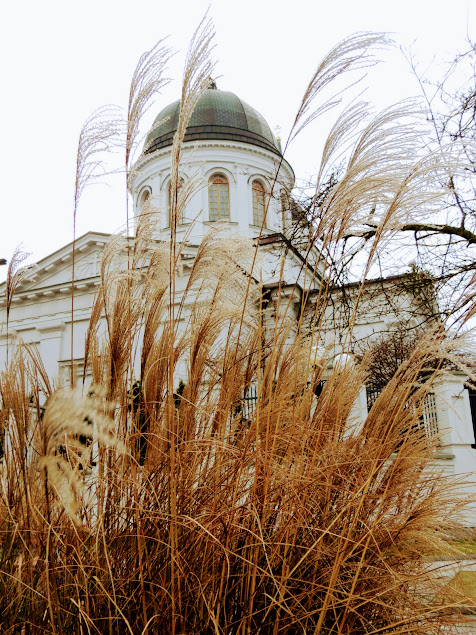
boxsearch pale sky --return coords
[0,0,474,277]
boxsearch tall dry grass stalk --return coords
[124,37,171,246]
[4,246,29,365]
[71,106,122,387]
[1,24,476,635]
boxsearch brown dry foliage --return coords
[1,21,476,635]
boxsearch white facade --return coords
[130,140,294,241]
[0,233,107,384]
[1,90,475,490]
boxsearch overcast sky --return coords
[0,0,473,277]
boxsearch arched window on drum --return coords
[139,189,151,215]
[208,174,230,221]
[168,179,185,226]
[252,180,266,227]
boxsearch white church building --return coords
[1,84,475,482]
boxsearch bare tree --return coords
[287,42,476,324]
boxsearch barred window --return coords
[168,179,185,226]
[208,174,230,221]
[252,180,266,226]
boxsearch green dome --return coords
[145,87,281,156]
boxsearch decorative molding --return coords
[131,141,294,186]
[15,323,39,333]
[37,320,66,334]
[202,221,239,226]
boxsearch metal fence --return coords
[234,380,327,422]
[421,392,439,439]
[235,383,439,440]
[466,386,476,448]
[366,384,439,439]
[366,385,383,411]
[233,385,258,421]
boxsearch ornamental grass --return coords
[1,18,475,635]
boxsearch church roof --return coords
[144,85,281,156]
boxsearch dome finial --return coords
[208,77,217,90]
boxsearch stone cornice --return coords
[0,243,201,305]
[0,278,100,303]
[0,232,110,300]
[130,141,295,192]
[37,320,66,334]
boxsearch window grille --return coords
[465,385,476,448]
[366,385,382,410]
[366,384,439,439]
[234,385,258,421]
[234,380,326,422]
[421,392,438,439]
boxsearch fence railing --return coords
[234,382,439,440]
[366,384,439,439]
[239,385,258,420]
[466,386,476,449]
[234,380,326,422]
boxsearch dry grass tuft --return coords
[2,241,473,632]
[5,246,30,364]
[287,32,392,147]
[125,40,172,176]
[1,23,476,635]
[39,385,119,525]
[71,106,123,386]
[169,14,215,236]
